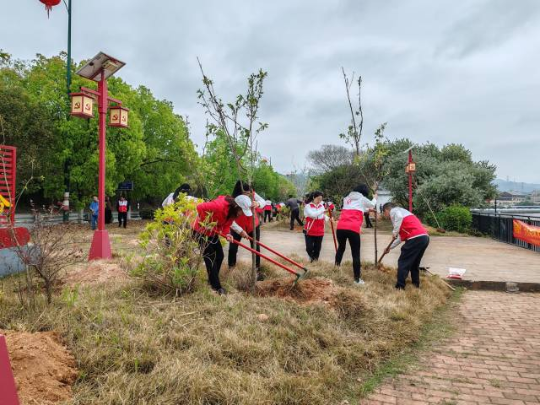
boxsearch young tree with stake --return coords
[197,60,268,288]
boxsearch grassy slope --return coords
[0,251,454,405]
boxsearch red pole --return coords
[408,150,413,212]
[89,69,112,260]
[0,334,20,405]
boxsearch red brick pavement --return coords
[362,291,540,405]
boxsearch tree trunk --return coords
[374,210,378,264]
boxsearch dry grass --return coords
[0,249,452,404]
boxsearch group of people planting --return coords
[163,180,429,295]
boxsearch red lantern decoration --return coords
[39,0,61,18]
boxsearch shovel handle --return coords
[222,233,301,277]
[244,235,308,273]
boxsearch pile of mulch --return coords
[2,330,78,404]
[256,277,338,305]
[64,260,128,286]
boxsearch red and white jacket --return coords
[193,196,234,237]
[337,192,376,234]
[389,207,428,249]
[264,200,272,211]
[304,202,328,237]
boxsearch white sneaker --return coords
[354,279,365,286]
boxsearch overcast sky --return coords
[2,0,539,182]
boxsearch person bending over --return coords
[192,195,245,295]
[382,202,429,290]
[285,195,304,230]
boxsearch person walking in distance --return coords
[263,199,273,223]
[364,208,373,228]
[192,195,245,295]
[304,191,330,262]
[285,194,304,230]
[334,184,377,286]
[117,195,130,228]
[382,202,429,290]
[89,196,99,231]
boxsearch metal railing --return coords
[471,212,540,253]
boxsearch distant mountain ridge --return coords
[494,179,540,193]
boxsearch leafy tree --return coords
[0,52,197,208]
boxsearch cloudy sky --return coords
[2,0,540,182]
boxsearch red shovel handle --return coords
[244,235,308,272]
[221,234,300,277]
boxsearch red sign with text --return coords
[513,220,540,247]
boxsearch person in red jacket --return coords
[335,184,377,286]
[193,195,246,295]
[304,191,329,262]
[228,195,264,278]
[263,199,273,223]
[382,202,429,290]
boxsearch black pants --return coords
[195,232,224,291]
[264,211,272,223]
[290,208,304,230]
[364,212,373,228]
[305,235,323,262]
[228,226,261,268]
[118,212,128,228]
[335,229,361,281]
[396,235,430,289]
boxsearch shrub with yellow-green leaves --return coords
[133,194,208,296]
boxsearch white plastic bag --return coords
[447,267,466,279]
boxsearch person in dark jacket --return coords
[285,195,304,230]
[105,196,113,224]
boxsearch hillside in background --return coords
[494,179,540,193]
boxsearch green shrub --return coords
[133,195,210,296]
[428,205,472,233]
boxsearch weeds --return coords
[0,255,452,404]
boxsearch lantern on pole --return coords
[70,92,94,118]
[70,52,127,261]
[109,106,129,128]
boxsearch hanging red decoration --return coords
[39,0,61,18]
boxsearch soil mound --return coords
[64,260,128,286]
[256,277,337,304]
[2,330,78,404]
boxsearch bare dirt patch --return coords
[255,276,338,305]
[2,330,78,404]
[64,260,128,287]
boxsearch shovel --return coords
[222,234,308,283]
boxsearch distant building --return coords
[531,190,540,204]
[497,191,529,204]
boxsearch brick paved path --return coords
[362,291,540,405]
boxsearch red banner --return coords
[513,220,540,247]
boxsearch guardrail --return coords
[471,212,540,253]
[11,211,142,226]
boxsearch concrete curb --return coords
[447,279,540,292]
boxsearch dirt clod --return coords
[257,313,269,322]
[256,277,337,304]
[2,330,78,404]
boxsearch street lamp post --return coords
[38,0,72,222]
[404,148,416,212]
[70,52,128,260]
